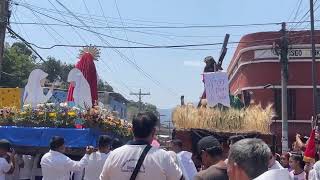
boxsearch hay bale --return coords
[172,104,273,134]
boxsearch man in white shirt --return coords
[0,139,15,180]
[100,112,183,180]
[268,146,283,170]
[227,139,271,180]
[83,135,112,180]
[40,136,94,180]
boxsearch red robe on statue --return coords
[67,53,98,106]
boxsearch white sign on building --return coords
[254,48,320,59]
[204,72,230,107]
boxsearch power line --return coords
[21,33,320,50]
[289,0,319,30]
[20,3,156,47]
[7,26,45,62]
[13,3,317,29]
[289,0,304,23]
[114,0,138,64]
[12,1,283,27]
[9,20,319,29]
[54,0,179,97]
[20,0,74,59]
[47,0,89,44]
[10,21,243,38]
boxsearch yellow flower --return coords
[38,112,45,116]
[20,111,27,115]
[48,112,57,118]
[68,111,76,117]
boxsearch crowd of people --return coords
[0,111,319,180]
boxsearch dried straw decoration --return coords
[172,104,273,134]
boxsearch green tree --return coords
[98,79,114,92]
[127,101,159,122]
[0,42,36,87]
[41,57,63,82]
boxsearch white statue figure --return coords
[23,69,53,107]
[67,68,92,109]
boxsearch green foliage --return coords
[127,100,159,121]
[0,42,36,87]
[98,79,114,92]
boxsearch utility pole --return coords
[280,22,289,152]
[310,0,318,124]
[130,89,150,112]
[273,23,289,152]
[158,114,166,132]
[0,0,9,81]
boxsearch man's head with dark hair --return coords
[50,136,65,153]
[197,136,223,169]
[111,138,123,150]
[98,135,112,153]
[228,135,245,146]
[170,139,183,153]
[227,138,270,180]
[0,139,11,156]
[132,112,158,142]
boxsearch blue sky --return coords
[9,0,314,108]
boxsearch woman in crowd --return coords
[281,152,292,171]
[289,153,306,180]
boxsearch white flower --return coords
[46,103,55,107]
[60,102,67,107]
[23,104,31,108]
[36,104,45,108]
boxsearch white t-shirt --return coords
[176,151,197,180]
[269,160,284,170]
[290,170,306,180]
[84,151,109,180]
[40,150,89,180]
[254,169,291,180]
[100,144,182,180]
[0,157,11,180]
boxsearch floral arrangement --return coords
[0,103,132,137]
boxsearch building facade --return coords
[227,30,320,146]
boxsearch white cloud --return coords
[183,61,203,67]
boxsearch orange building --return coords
[227,30,320,147]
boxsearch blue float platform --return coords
[0,126,101,148]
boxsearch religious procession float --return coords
[172,56,275,155]
[0,47,132,155]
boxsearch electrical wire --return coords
[20,33,320,50]
[7,26,45,62]
[113,0,138,64]
[47,0,89,44]
[21,3,156,47]
[20,0,74,59]
[54,0,179,96]
[12,1,285,27]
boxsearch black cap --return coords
[98,135,112,148]
[228,135,245,144]
[197,136,222,156]
[0,139,11,151]
[50,136,65,150]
